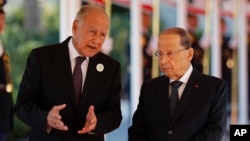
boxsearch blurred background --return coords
[0,0,249,141]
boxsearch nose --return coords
[92,35,101,44]
[92,34,105,44]
[159,56,169,64]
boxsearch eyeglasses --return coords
[154,48,189,58]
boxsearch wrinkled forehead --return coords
[158,34,181,50]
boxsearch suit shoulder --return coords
[31,43,59,53]
[30,37,70,54]
[200,73,227,86]
[95,52,120,65]
[143,75,167,86]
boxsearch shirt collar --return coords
[68,38,89,62]
[170,65,193,84]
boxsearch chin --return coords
[87,52,98,57]
[164,72,173,77]
[82,50,98,57]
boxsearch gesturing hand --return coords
[78,105,97,134]
[47,104,68,131]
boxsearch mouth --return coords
[88,45,96,50]
[161,66,171,69]
[163,68,171,70]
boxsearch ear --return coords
[187,47,194,61]
[72,19,78,35]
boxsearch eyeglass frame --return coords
[154,47,190,58]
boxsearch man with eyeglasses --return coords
[128,27,228,141]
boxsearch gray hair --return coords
[75,4,108,20]
[159,27,191,49]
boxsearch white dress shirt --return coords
[169,65,193,100]
[68,38,89,90]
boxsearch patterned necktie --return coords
[170,81,183,118]
[73,56,86,103]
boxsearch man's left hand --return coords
[78,105,97,134]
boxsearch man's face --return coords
[157,34,193,80]
[72,10,109,57]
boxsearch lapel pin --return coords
[195,85,199,88]
[96,63,104,72]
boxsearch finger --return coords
[53,104,67,119]
[54,122,68,131]
[89,105,94,112]
[77,105,97,134]
[58,125,68,131]
[78,127,91,134]
[53,103,66,111]
[78,121,96,134]
[78,118,96,133]
[47,104,67,127]
[87,105,96,120]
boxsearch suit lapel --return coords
[170,69,201,125]
[157,76,172,125]
[79,53,101,105]
[52,37,78,108]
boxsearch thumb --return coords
[88,105,95,114]
[55,104,66,111]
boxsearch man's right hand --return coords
[47,104,68,131]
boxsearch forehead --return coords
[82,11,109,29]
[84,10,108,22]
[158,34,181,50]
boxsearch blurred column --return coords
[60,0,81,42]
[201,0,212,75]
[151,0,160,78]
[231,0,239,124]
[102,0,113,55]
[130,0,142,122]
[237,0,248,124]
[210,0,221,77]
[176,0,187,28]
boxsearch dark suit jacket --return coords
[14,37,122,141]
[0,52,13,132]
[128,68,227,141]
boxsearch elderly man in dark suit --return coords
[128,27,227,141]
[15,4,122,141]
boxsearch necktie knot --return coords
[170,81,182,89]
[75,56,86,65]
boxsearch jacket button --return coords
[168,130,173,135]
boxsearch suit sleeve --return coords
[193,79,228,141]
[128,83,147,141]
[14,50,49,132]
